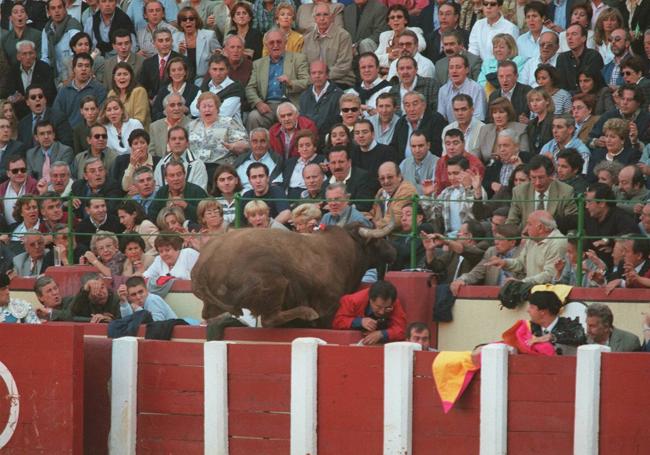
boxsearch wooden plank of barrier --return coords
[224,327,362,344]
[317,345,384,455]
[83,336,112,455]
[386,272,437,347]
[0,324,84,454]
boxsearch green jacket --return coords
[69,289,122,322]
[148,182,208,224]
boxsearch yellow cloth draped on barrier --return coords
[531,284,573,303]
[432,351,480,414]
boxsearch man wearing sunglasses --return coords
[0,156,38,226]
[71,124,118,180]
[26,120,74,181]
[467,0,519,60]
[0,119,26,184]
[17,84,72,148]
[602,28,631,89]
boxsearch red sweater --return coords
[332,287,407,342]
[268,116,318,160]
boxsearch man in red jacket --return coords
[333,280,407,345]
[268,102,318,160]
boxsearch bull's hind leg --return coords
[261,306,320,327]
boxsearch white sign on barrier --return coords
[0,360,19,449]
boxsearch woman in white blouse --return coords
[376,5,426,70]
[143,233,200,282]
[100,97,143,155]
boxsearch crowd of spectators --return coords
[0,0,649,339]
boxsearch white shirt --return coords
[441,118,485,155]
[468,15,520,60]
[313,80,331,103]
[346,77,391,113]
[519,53,559,87]
[3,183,25,224]
[387,53,435,82]
[190,77,241,122]
[143,248,199,281]
[105,118,144,155]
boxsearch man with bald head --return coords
[303,2,355,89]
[300,163,326,202]
[245,29,310,130]
[369,161,417,230]
[487,210,567,284]
[519,31,560,87]
[299,60,343,134]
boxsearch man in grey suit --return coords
[342,0,388,53]
[12,231,48,277]
[450,223,524,295]
[506,155,577,233]
[26,120,74,180]
[586,303,641,352]
[102,29,144,89]
[245,30,309,130]
[148,92,191,158]
[434,30,482,86]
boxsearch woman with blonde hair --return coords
[291,203,322,233]
[477,33,527,88]
[263,2,303,55]
[100,97,143,155]
[525,88,554,156]
[593,7,624,64]
[244,200,289,230]
[589,118,641,171]
[0,100,18,139]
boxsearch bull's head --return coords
[348,218,397,267]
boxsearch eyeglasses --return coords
[180,16,196,21]
[483,1,498,6]
[540,42,555,48]
[10,167,27,174]
[93,133,108,139]
[622,70,635,76]
[29,94,44,100]
[388,15,404,20]
[341,107,359,113]
[608,36,624,43]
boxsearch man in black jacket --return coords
[17,84,72,148]
[528,290,586,355]
[139,28,184,99]
[327,147,376,212]
[556,24,604,92]
[390,91,447,158]
[6,41,56,118]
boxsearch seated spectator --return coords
[481,129,524,199]
[1,156,38,226]
[556,23,604,93]
[441,94,485,155]
[640,203,650,237]
[68,272,122,323]
[153,126,208,189]
[540,115,590,174]
[386,29,434,83]
[338,93,364,134]
[377,5,425,70]
[572,95,599,146]
[187,92,249,174]
[37,192,69,238]
[327,146,376,212]
[606,238,650,291]
[138,29,184,101]
[534,64,572,115]
[438,129,486,196]
[118,275,178,321]
[350,119,396,186]
[299,60,343,136]
[26,120,74,180]
[423,155,487,237]
[7,40,55,120]
[321,183,371,227]
[129,167,156,214]
[368,92,401,146]
[235,128,283,193]
[525,87,554,156]
[100,96,144,156]
[519,31,560,88]
[194,199,227,242]
[119,235,154,277]
[450,223,524,295]
[388,203,430,271]
[245,29,309,130]
[42,225,88,267]
[241,162,291,224]
[53,53,108,128]
[406,321,435,351]
[332,280,407,345]
[474,164,529,223]
[476,34,527,91]
[393,91,447,160]
[620,56,650,111]
[556,149,588,195]
[81,231,126,277]
[269,102,318,161]
[473,97,529,165]
[72,123,118,180]
[369,161,417,230]
[283,130,326,199]
[76,197,124,247]
[589,119,643,179]
[262,2,303,56]
[221,34,253,88]
[506,155,577,232]
[299,163,327,205]
[433,30,481,86]
[437,54,486,124]
[400,131,439,196]
[576,68,615,116]
[211,164,242,225]
[552,237,602,287]
[156,206,196,237]
[11,230,48,277]
[420,220,487,283]
[585,303,640,351]
[18,84,73,149]
[0,117,25,184]
[243,200,288,230]
[296,0,344,33]
[152,56,200,120]
[72,96,100,156]
[10,196,41,248]
[326,123,353,151]
[33,275,74,321]
[488,210,567,284]
[102,30,144,89]
[149,159,208,224]
[70,156,123,218]
[526,290,586,355]
[107,62,150,129]
[616,165,649,216]
[144,232,200,282]
[118,130,155,195]
[348,53,391,117]
[593,160,623,190]
[387,55,438,114]
[302,3,355,89]
[191,54,245,122]
[42,161,74,197]
[0,273,40,324]
[117,200,159,255]
[148,93,191,159]
[290,203,321,234]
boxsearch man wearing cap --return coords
[0,273,40,323]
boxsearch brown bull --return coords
[191,222,397,327]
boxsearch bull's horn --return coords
[359,214,396,239]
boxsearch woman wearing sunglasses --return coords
[173,6,221,86]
